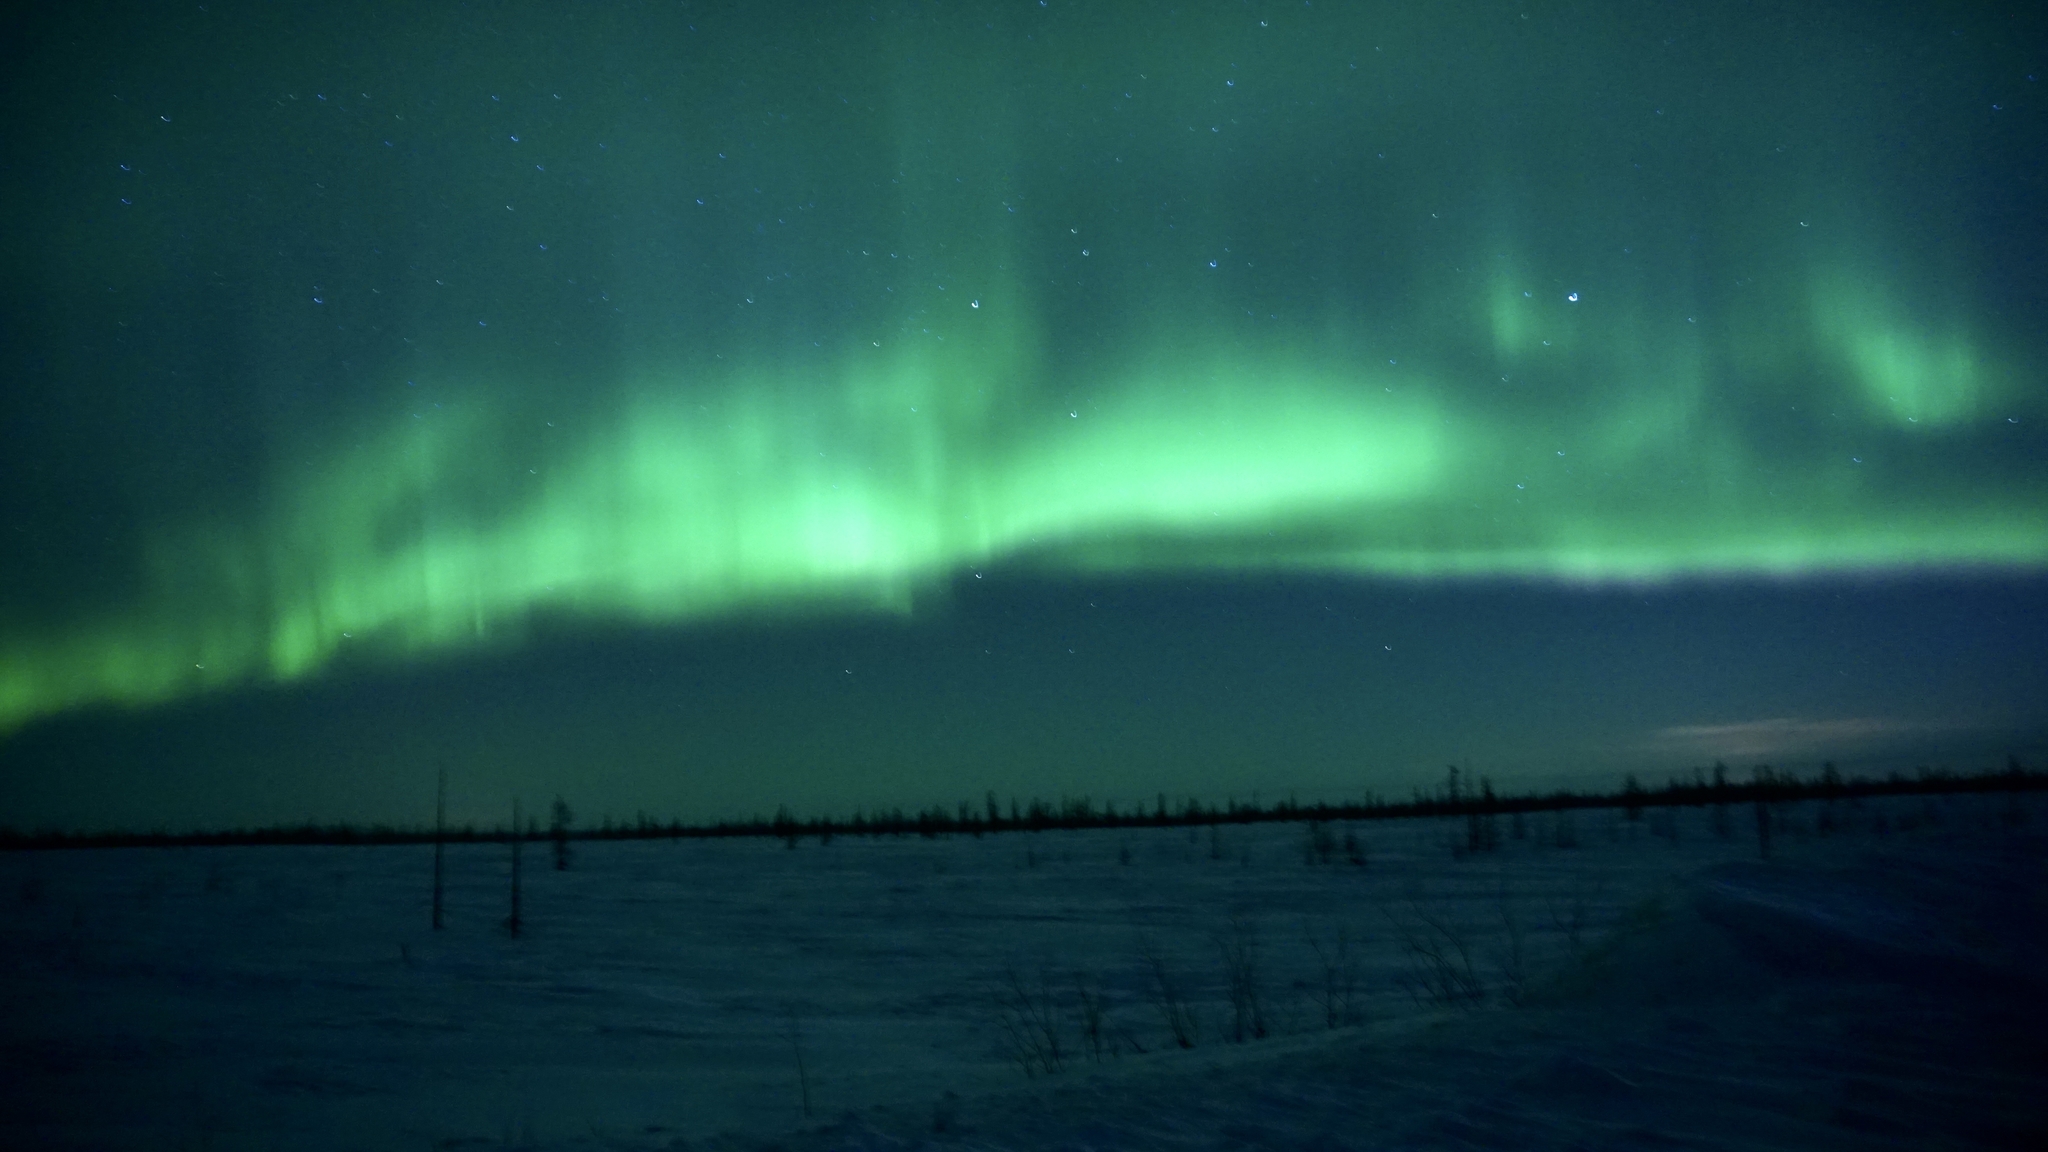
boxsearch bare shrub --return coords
[783,1003,812,1117]
[1071,971,1107,1062]
[1344,828,1369,867]
[1216,916,1267,1042]
[1304,925,1362,1027]
[1546,873,1606,963]
[1388,902,1485,1006]
[1303,820,1337,865]
[1465,779,1501,854]
[1491,877,1529,1005]
[992,966,1064,1077]
[1136,933,1199,1049]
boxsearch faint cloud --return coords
[1648,716,1937,759]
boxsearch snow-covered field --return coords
[3,794,2042,1150]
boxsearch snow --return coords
[3,794,2042,1150]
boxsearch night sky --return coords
[3,2,2045,833]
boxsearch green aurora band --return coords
[2,3,2043,732]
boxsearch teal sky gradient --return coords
[2,2,2044,828]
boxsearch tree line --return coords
[2,756,2037,851]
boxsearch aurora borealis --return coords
[3,3,2045,830]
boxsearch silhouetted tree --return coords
[508,799,524,938]
[550,796,574,870]
[432,769,446,930]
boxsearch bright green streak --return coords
[3,302,2039,733]
[2,2,2043,731]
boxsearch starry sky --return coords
[3,2,2045,833]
